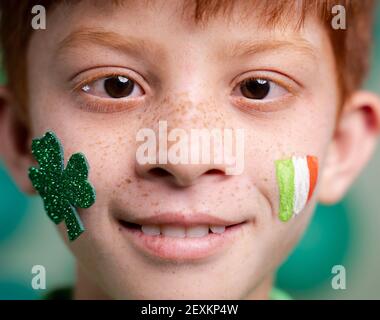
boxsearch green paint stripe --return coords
[275,158,295,222]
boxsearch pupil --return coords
[104,76,134,98]
[241,78,270,99]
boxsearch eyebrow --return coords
[56,29,317,65]
[224,38,318,61]
[56,28,165,59]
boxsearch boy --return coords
[0,0,379,299]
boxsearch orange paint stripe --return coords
[307,155,318,201]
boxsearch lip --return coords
[118,213,247,261]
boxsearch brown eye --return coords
[81,74,144,99]
[104,76,134,98]
[240,78,270,100]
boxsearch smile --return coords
[118,213,248,261]
[122,222,233,237]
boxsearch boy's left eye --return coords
[233,78,287,100]
[81,75,144,99]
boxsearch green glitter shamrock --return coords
[28,131,96,241]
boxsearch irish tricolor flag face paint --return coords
[275,155,318,222]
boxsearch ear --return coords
[0,86,35,194]
[319,91,380,204]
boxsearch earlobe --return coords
[318,91,380,204]
[0,86,35,194]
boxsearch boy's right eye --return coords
[81,75,144,99]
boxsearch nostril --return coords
[205,169,225,175]
[148,167,172,177]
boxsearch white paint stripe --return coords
[292,156,310,215]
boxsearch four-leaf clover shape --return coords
[28,131,96,241]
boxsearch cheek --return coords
[27,103,140,222]
[243,100,334,222]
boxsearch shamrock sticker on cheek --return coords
[28,131,96,241]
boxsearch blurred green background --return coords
[1,6,380,300]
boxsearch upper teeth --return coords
[141,224,226,237]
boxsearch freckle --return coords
[142,193,148,197]
[126,178,132,184]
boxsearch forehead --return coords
[34,0,328,52]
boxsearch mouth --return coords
[118,214,248,261]
[119,220,245,237]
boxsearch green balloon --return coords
[0,162,29,241]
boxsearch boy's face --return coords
[24,0,338,298]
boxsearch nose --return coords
[134,118,233,187]
[134,56,235,187]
